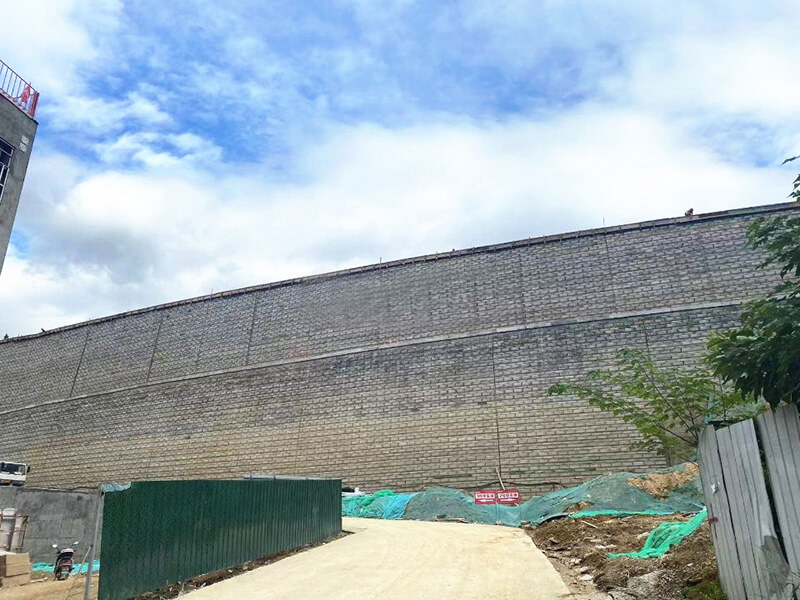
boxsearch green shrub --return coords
[684,580,726,600]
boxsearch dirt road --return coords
[0,574,97,600]
[184,517,571,600]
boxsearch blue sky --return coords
[0,0,798,336]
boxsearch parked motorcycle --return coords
[52,542,79,580]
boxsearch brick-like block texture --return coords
[0,204,796,492]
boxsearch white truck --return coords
[0,461,30,486]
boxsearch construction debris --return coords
[529,514,718,598]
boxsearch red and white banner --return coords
[497,488,521,505]
[474,488,521,505]
[473,490,497,505]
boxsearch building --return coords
[1,202,797,492]
[0,59,38,276]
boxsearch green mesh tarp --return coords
[342,464,705,527]
[608,507,708,559]
[519,465,704,526]
[572,509,676,518]
[342,490,419,519]
[403,487,522,525]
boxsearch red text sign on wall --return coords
[497,488,521,505]
[474,490,497,504]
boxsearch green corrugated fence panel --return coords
[98,478,341,600]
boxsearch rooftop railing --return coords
[0,59,38,119]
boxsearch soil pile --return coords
[529,513,717,598]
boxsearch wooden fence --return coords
[698,404,800,600]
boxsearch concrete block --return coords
[0,552,29,567]
[0,552,31,578]
[0,572,31,587]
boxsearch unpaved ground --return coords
[183,517,572,600]
[529,514,717,597]
[0,574,98,600]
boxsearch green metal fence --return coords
[98,477,341,600]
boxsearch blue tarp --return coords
[31,560,100,574]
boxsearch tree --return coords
[706,218,800,406]
[707,161,800,407]
[548,349,761,462]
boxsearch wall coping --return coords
[3,201,797,344]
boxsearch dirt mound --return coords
[627,463,699,499]
[529,513,717,595]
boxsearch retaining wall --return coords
[1,203,797,493]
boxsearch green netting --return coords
[384,493,418,519]
[402,487,523,525]
[519,464,704,526]
[343,464,705,528]
[342,490,419,519]
[572,509,676,518]
[608,507,708,559]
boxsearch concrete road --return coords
[183,517,572,600]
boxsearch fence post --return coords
[698,427,746,600]
[84,488,104,600]
[756,405,800,598]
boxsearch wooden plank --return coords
[777,405,800,600]
[717,423,767,598]
[730,420,790,599]
[738,420,789,598]
[758,406,800,571]
[698,427,747,600]
[758,405,800,599]
[775,404,800,581]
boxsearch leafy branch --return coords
[548,349,761,462]
[707,180,800,407]
[782,154,799,202]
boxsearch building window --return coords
[0,137,12,204]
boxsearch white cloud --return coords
[96,131,221,168]
[48,93,172,135]
[614,26,800,123]
[0,0,122,95]
[1,106,791,336]
[0,1,172,142]
[1,0,799,338]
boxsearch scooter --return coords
[52,542,79,580]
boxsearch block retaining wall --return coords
[2,203,796,493]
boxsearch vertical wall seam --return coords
[602,231,620,312]
[145,312,166,383]
[517,250,528,324]
[641,319,652,356]
[68,328,90,397]
[490,336,503,478]
[193,302,212,374]
[245,293,259,366]
[291,385,308,474]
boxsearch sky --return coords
[0,0,798,337]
